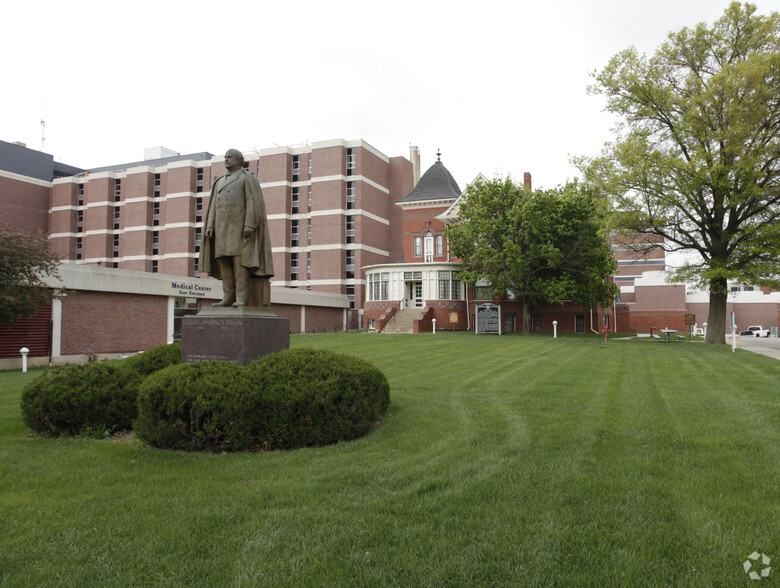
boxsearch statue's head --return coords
[224,149,244,172]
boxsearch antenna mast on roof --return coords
[40,119,45,152]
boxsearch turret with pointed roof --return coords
[397,152,461,206]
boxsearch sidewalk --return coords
[731,336,780,361]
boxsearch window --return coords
[346,181,355,209]
[424,232,433,262]
[292,155,300,182]
[113,234,119,258]
[291,187,299,214]
[346,148,356,176]
[346,285,355,308]
[77,210,83,233]
[346,250,355,279]
[575,315,585,333]
[113,206,120,230]
[290,252,298,282]
[114,179,121,202]
[291,219,299,247]
[195,197,202,223]
[194,227,202,254]
[438,275,450,299]
[474,280,493,300]
[413,236,422,257]
[307,251,311,281]
[153,201,160,226]
[307,153,312,179]
[153,173,161,198]
[404,271,422,280]
[368,272,390,301]
[307,185,312,212]
[76,237,82,260]
[437,271,462,300]
[533,315,542,332]
[307,219,312,246]
[77,184,84,207]
[152,231,159,255]
[436,235,444,256]
[196,168,204,193]
[151,259,158,273]
[346,215,355,244]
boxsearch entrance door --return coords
[410,282,423,307]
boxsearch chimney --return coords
[523,172,532,191]
[410,145,420,187]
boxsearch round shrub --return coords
[242,349,390,450]
[134,360,248,451]
[134,349,390,452]
[21,362,143,436]
[123,342,181,376]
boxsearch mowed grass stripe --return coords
[0,332,777,586]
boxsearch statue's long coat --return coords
[199,169,274,279]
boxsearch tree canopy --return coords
[446,177,618,334]
[0,226,61,326]
[577,2,780,344]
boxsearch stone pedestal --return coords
[181,307,290,365]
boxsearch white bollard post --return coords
[432,318,437,334]
[20,347,30,373]
[553,321,558,339]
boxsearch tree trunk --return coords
[522,297,532,334]
[705,277,728,345]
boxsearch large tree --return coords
[446,177,618,333]
[577,2,780,344]
[0,226,61,326]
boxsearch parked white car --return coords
[739,325,770,337]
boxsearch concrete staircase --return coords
[382,308,421,333]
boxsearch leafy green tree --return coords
[0,226,61,325]
[446,177,618,333]
[577,2,780,344]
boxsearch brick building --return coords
[47,139,412,317]
[363,155,780,335]
[1,138,777,365]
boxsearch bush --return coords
[134,349,390,452]
[123,342,181,376]
[134,361,247,451]
[20,342,182,438]
[21,362,143,436]
[242,349,390,450]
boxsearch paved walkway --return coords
[730,336,780,361]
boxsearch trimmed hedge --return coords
[135,349,390,452]
[21,362,143,436]
[134,360,248,451]
[124,342,182,376]
[20,343,182,437]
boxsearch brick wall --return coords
[0,173,50,232]
[60,291,168,354]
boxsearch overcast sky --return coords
[3,0,778,190]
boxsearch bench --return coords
[676,335,686,342]
[651,334,661,341]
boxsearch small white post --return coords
[552,321,558,339]
[20,347,30,373]
[432,318,437,334]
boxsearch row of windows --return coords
[367,271,462,302]
[413,232,445,261]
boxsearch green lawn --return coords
[1,333,778,586]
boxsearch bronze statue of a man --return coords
[199,149,274,308]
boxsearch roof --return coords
[397,158,461,204]
[85,152,215,174]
